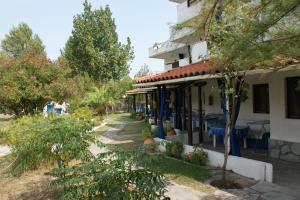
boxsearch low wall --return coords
[154,138,273,183]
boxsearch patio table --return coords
[208,125,249,157]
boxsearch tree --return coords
[63,1,134,81]
[0,53,77,115]
[181,0,300,180]
[134,64,152,79]
[1,22,45,57]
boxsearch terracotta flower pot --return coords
[144,136,154,145]
[167,129,175,137]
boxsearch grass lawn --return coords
[146,156,215,193]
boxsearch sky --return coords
[0,0,177,77]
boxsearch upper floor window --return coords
[286,77,300,119]
[253,84,270,114]
[172,61,179,69]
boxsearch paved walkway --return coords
[89,121,300,200]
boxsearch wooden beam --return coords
[187,86,193,145]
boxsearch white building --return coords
[128,0,300,185]
[149,0,208,71]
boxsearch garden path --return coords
[89,115,300,200]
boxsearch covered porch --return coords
[128,60,300,187]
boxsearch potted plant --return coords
[165,122,175,137]
[142,125,154,145]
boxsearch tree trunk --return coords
[222,77,238,180]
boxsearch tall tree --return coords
[1,22,45,57]
[180,0,300,180]
[134,64,152,79]
[63,1,134,81]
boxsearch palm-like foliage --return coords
[85,78,133,115]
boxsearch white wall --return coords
[269,69,300,143]
[191,42,208,63]
[177,0,202,23]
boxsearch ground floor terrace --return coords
[127,61,300,189]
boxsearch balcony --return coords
[169,25,197,43]
[177,0,202,23]
[149,41,187,59]
[164,58,190,71]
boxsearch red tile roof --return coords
[135,60,216,84]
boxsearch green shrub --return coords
[164,122,172,133]
[70,106,94,124]
[152,127,160,137]
[141,124,152,140]
[183,147,208,166]
[165,141,183,159]
[8,115,95,175]
[130,111,137,119]
[50,146,167,200]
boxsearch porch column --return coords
[187,86,193,145]
[145,93,149,116]
[151,91,154,118]
[183,88,186,130]
[133,94,136,113]
[196,82,207,144]
[156,87,161,125]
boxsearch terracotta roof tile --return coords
[135,60,215,84]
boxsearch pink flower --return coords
[31,76,36,80]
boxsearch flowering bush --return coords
[0,53,78,115]
[183,147,208,166]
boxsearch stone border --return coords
[269,139,300,163]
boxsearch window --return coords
[253,84,270,114]
[172,61,179,69]
[286,77,300,119]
